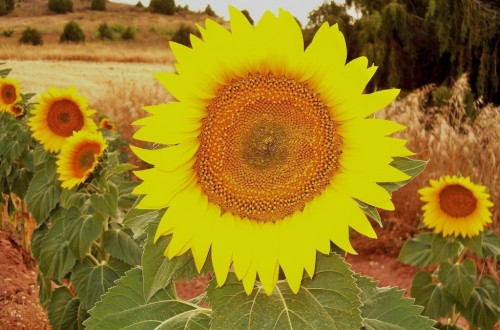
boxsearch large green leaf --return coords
[102,228,142,266]
[60,189,88,209]
[90,184,119,218]
[37,271,52,308]
[457,276,500,330]
[410,271,455,319]
[458,235,483,257]
[397,232,434,267]
[208,253,362,330]
[438,260,476,306]
[355,274,435,330]
[71,258,130,310]
[47,286,82,330]
[39,209,77,280]
[84,268,211,330]
[379,157,428,194]
[430,235,461,263]
[26,157,61,225]
[122,200,166,240]
[481,231,500,257]
[142,220,200,302]
[64,207,105,261]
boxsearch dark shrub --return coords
[120,26,136,40]
[241,9,253,25]
[0,0,15,16]
[171,25,200,47]
[91,0,106,11]
[149,0,175,15]
[48,0,73,13]
[19,27,43,45]
[97,23,113,40]
[204,4,216,17]
[2,29,14,37]
[60,21,85,43]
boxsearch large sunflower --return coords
[0,78,21,111]
[419,175,493,238]
[132,8,413,295]
[56,130,107,189]
[29,87,97,152]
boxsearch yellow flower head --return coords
[419,175,493,238]
[56,130,107,189]
[7,103,25,117]
[132,8,413,295]
[29,87,97,153]
[98,116,117,131]
[0,78,21,111]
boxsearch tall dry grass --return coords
[379,74,500,227]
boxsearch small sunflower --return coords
[0,78,21,111]
[419,175,493,238]
[7,103,25,117]
[29,87,97,152]
[56,130,107,189]
[132,8,413,295]
[98,116,117,131]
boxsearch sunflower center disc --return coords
[47,99,85,137]
[195,73,342,222]
[75,144,101,176]
[1,85,16,104]
[439,184,477,218]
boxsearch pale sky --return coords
[111,0,347,26]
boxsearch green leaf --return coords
[379,157,428,194]
[208,253,362,330]
[142,221,200,302]
[434,323,465,330]
[458,234,483,257]
[457,275,500,330]
[481,231,500,257]
[39,209,77,280]
[355,274,435,330]
[438,259,476,306]
[109,163,136,175]
[37,272,52,308]
[26,157,62,225]
[31,224,48,263]
[0,68,12,77]
[410,271,455,319]
[84,268,211,330]
[122,200,166,240]
[90,184,118,218]
[356,200,382,226]
[47,286,81,330]
[71,260,129,310]
[430,235,462,263]
[102,228,142,266]
[10,167,33,199]
[64,207,105,261]
[397,232,434,267]
[60,189,88,209]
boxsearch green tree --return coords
[148,0,175,15]
[60,21,85,43]
[0,0,15,16]
[204,4,216,17]
[48,0,73,13]
[91,0,106,11]
[19,27,43,45]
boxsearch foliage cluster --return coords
[0,0,14,16]
[48,0,73,14]
[18,27,44,46]
[398,230,500,329]
[97,23,136,41]
[204,4,216,17]
[60,21,86,43]
[90,0,106,11]
[148,0,175,15]
[171,25,200,47]
[306,0,500,103]
[2,29,14,37]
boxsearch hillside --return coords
[0,0,222,63]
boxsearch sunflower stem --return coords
[86,253,100,266]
